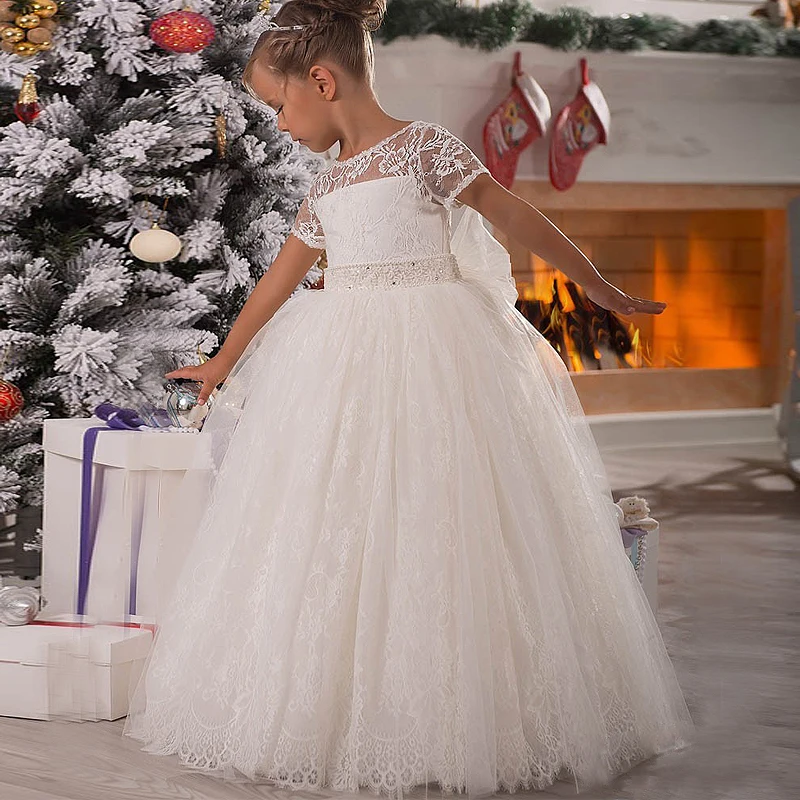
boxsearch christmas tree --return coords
[0,0,323,528]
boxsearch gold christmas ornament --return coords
[13,40,39,56]
[3,0,60,58]
[17,72,38,104]
[1,25,25,43]
[215,113,227,159]
[0,2,15,23]
[129,224,182,263]
[15,14,41,29]
[29,0,58,18]
[26,26,51,44]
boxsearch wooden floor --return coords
[1,440,797,800]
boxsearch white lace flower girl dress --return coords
[123,121,693,798]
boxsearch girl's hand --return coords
[164,356,231,406]
[585,281,667,316]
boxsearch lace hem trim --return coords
[443,166,490,210]
[289,228,325,250]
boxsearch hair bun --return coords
[303,0,387,32]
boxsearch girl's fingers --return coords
[161,367,216,405]
[588,286,667,315]
[164,368,196,378]
[623,296,667,315]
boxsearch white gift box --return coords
[41,417,207,623]
[0,616,154,721]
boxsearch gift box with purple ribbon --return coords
[40,406,207,624]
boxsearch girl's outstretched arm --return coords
[457,173,666,317]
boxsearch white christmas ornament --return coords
[129,224,182,262]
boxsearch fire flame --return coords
[516,263,683,372]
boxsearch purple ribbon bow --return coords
[94,401,146,430]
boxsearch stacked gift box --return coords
[41,416,204,621]
[0,617,155,721]
[0,414,207,721]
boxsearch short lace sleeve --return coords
[417,123,489,210]
[289,195,326,250]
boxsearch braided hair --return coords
[243,0,387,95]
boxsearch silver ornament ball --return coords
[0,586,46,625]
[163,379,213,429]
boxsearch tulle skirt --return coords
[122,243,693,798]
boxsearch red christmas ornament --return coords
[14,101,40,124]
[0,379,24,422]
[549,59,610,192]
[13,73,40,125]
[483,52,551,190]
[149,9,215,54]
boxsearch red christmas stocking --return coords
[483,52,551,190]
[549,58,611,192]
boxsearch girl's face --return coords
[247,58,339,154]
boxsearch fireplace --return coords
[369,37,800,414]
[493,182,795,414]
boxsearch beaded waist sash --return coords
[324,253,461,291]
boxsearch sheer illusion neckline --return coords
[332,120,421,167]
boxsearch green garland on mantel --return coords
[378,0,800,58]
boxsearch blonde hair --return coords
[242,0,387,98]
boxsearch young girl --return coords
[123,1,693,797]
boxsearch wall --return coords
[372,38,800,185]
[471,0,755,22]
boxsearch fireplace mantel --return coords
[373,38,800,186]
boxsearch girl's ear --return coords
[308,64,336,101]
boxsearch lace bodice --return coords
[289,121,489,268]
